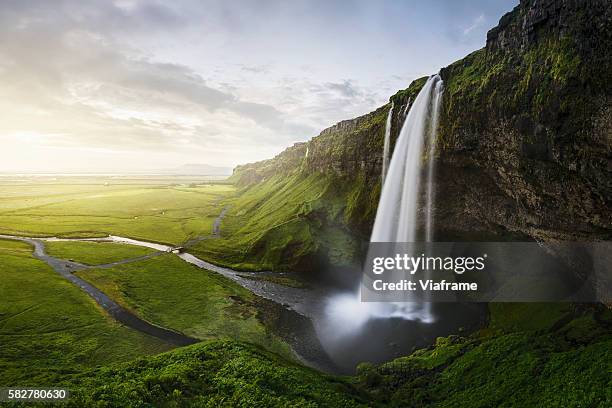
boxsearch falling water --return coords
[425,80,443,242]
[382,101,394,184]
[401,97,411,117]
[371,74,443,243]
[365,74,444,322]
[323,75,444,336]
[317,74,451,371]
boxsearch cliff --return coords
[436,0,612,241]
[197,0,611,273]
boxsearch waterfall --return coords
[401,98,411,117]
[382,101,394,184]
[371,74,443,243]
[363,74,443,322]
[322,75,444,338]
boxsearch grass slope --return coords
[356,307,612,407]
[67,341,366,407]
[45,241,156,265]
[192,172,371,272]
[75,254,292,358]
[189,79,430,273]
[51,308,611,407]
[0,239,171,386]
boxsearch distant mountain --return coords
[0,163,233,176]
[164,163,233,176]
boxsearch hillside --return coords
[62,306,611,407]
[192,0,611,273]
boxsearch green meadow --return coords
[0,172,294,391]
[0,176,609,407]
[0,176,295,386]
[0,239,171,386]
[45,241,157,265]
[74,253,292,357]
[0,176,234,244]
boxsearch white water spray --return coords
[367,74,443,322]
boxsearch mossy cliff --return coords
[199,0,611,273]
[435,0,612,241]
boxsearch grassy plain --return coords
[45,241,156,265]
[75,253,292,358]
[0,176,234,244]
[0,239,171,386]
[0,175,294,388]
[1,176,609,407]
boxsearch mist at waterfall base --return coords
[311,75,485,373]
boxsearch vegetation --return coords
[389,76,428,106]
[487,303,572,333]
[66,341,366,407]
[45,241,156,265]
[0,177,233,244]
[356,306,612,407]
[75,253,292,357]
[191,172,363,272]
[199,74,430,273]
[0,239,171,386]
[1,3,610,406]
[439,37,589,149]
[8,305,604,407]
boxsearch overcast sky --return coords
[0,0,517,172]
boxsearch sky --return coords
[0,0,517,173]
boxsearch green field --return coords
[0,239,171,385]
[356,308,612,407]
[45,241,157,265]
[0,175,295,389]
[74,253,292,357]
[0,176,234,244]
[0,176,609,407]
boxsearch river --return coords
[0,231,486,374]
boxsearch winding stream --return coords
[1,205,486,374]
[0,234,197,347]
[20,234,331,320]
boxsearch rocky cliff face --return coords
[228,0,611,271]
[436,0,611,241]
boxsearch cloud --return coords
[463,14,485,35]
[0,0,318,164]
[0,0,518,171]
[325,80,361,98]
[240,64,271,74]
